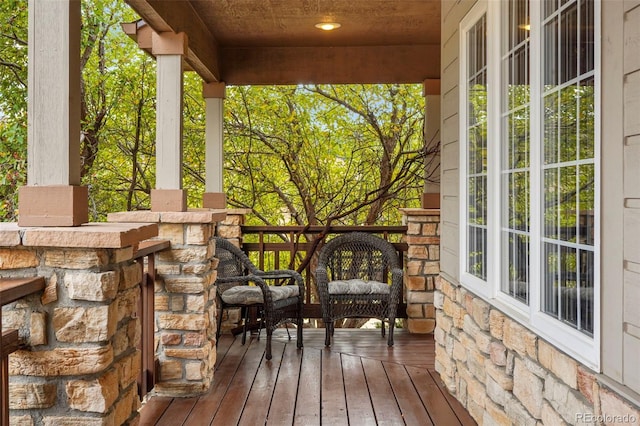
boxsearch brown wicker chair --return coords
[316,232,403,347]
[214,237,304,360]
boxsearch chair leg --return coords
[241,307,249,345]
[381,319,386,337]
[387,317,395,347]
[325,321,333,347]
[297,303,304,349]
[266,329,273,360]
[216,304,224,344]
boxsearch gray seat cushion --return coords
[328,279,390,295]
[221,285,299,305]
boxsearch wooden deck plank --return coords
[182,337,252,426]
[266,343,303,426]
[341,354,377,426]
[140,330,476,426]
[320,349,348,426]
[139,397,173,426]
[293,348,321,425]
[238,340,286,426]
[211,338,266,425]
[428,369,477,426]
[360,358,405,426]
[155,397,197,426]
[384,361,434,426]
[407,366,463,426]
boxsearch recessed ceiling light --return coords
[315,22,341,31]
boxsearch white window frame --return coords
[459,0,601,370]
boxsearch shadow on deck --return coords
[139,329,476,425]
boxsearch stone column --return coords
[108,210,225,396]
[0,222,158,425]
[202,82,227,209]
[400,208,440,334]
[422,79,441,209]
[151,32,188,212]
[18,0,88,226]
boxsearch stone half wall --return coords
[434,275,640,425]
[0,222,158,426]
[108,210,226,398]
[401,208,440,334]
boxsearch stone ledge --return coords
[108,209,227,224]
[21,223,158,248]
[0,223,22,246]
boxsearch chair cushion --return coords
[328,279,390,295]
[221,285,299,305]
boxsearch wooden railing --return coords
[133,239,170,400]
[241,225,408,318]
[0,277,45,426]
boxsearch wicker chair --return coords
[214,237,304,360]
[316,232,403,347]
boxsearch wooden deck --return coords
[139,329,476,426]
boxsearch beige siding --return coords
[439,0,476,281]
[622,0,640,394]
[602,0,640,395]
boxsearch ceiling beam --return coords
[220,45,441,85]
[126,0,221,82]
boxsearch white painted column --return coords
[18,0,88,226]
[150,32,188,212]
[202,82,227,209]
[423,79,441,209]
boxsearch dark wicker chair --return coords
[316,232,403,347]
[214,237,304,360]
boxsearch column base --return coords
[151,189,187,212]
[18,185,88,227]
[421,192,440,209]
[202,192,226,209]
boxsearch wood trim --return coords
[0,277,46,307]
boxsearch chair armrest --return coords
[259,269,304,301]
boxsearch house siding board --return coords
[624,143,640,198]
[624,70,640,136]
[624,269,640,327]
[438,0,474,281]
[625,0,640,13]
[623,334,640,393]
[605,0,640,396]
[624,6,640,74]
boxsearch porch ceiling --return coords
[124,0,441,85]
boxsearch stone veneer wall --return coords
[107,210,225,397]
[0,222,157,426]
[401,208,440,334]
[434,276,640,425]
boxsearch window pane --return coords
[502,232,529,304]
[465,14,488,282]
[579,0,594,75]
[579,77,595,159]
[559,165,577,242]
[543,242,559,316]
[560,3,578,84]
[578,164,595,245]
[544,168,559,239]
[544,93,559,165]
[559,84,578,163]
[543,17,558,88]
[580,250,594,335]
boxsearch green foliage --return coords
[223,84,427,226]
[0,0,428,226]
